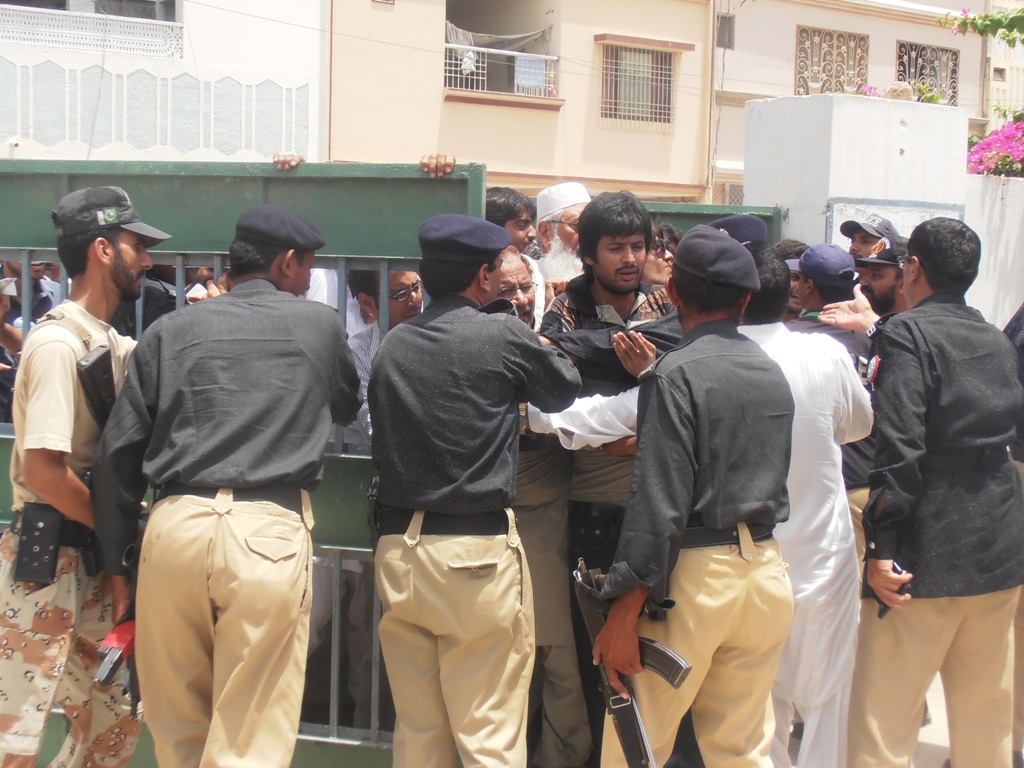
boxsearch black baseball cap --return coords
[840,214,899,242]
[52,186,170,246]
[854,236,908,268]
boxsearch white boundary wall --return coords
[965,175,1024,328]
[746,94,1024,329]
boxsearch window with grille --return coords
[600,44,674,131]
[896,41,959,106]
[795,26,869,95]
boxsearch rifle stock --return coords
[573,559,691,768]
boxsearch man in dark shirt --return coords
[369,214,581,768]
[847,217,1024,768]
[594,225,795,768]
[93,204,361,768]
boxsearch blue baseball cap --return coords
[790,244,857,287]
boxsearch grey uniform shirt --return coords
[602,320,795,605]
[94,278,361,575]
[369,294,581,514]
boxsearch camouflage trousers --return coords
[0,526,140,766]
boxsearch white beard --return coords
[537,237,583,283]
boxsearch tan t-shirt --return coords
[10,300,136,510]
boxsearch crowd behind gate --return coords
[0,160,1022,768]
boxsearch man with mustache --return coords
[344,269,424,447]
[540,191,674,761]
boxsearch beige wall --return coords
[329,0,712,198]
[329,0,447,162]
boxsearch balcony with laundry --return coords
[442,19,563,111]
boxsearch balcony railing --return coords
[0,3,183,58]
[444,44,558,98]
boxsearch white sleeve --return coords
[528,388,638,449]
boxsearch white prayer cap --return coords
[536,182,591,222]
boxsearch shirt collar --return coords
[679,318,742,347]
[917,292,967,307]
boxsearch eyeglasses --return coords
[652,239,673,258]
[558,218,580,232]
[897,257,910,269]
[496,282,536,300]
[389,280,423,303]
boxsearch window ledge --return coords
[443,88,564,112]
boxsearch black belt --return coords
[155,481,303,513]
[680,522,774,549]
[374,505,508,537]
[10,508,95,549]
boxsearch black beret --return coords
[52,186,170,246]
[673,225,760,292]
[235,204,325,253]
[706,213,768,245]
[419,214,510,262]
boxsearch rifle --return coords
[95,610,142,717]
[573,559,691,768]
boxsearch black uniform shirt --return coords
[865,293,1024,598]
[369,295,581,514]
[94,279,361,575]
[602,320,795,604]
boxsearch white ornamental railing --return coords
[0,3,183,59]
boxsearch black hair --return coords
[774,238,810,262]
[577,191,652,276]
[485,187,536,226]
[671,264,746,315]
[420,255,499,298]
[813,281,856,305]
[56,226,120,279]
[659,222,683,252]
[743,243,790,325]
[228,238,286,277]
[347,270,380,306]
[907,217,980,294]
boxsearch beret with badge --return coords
[52,186,171,246]
[673,225,760,292]
[706,213,768,245]
[419,214,510,262]
[235,204,325,253]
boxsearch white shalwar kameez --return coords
[740,322,873,768]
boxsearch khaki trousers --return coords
[1016,589,1024,753]
[375,509,534,768]
[601,532,794,768]
[1014,461,1024,753]
[0,529,140,766]
[846,487,870,579]
[530,645,593,768]
[136,490,313,768]
[847,588,1019,768]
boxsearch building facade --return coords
[0,0,326,161]
[328,0,714,199]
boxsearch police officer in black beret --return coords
[93,204,361,767]
[593,225,796,767]
[368,213,581,767]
